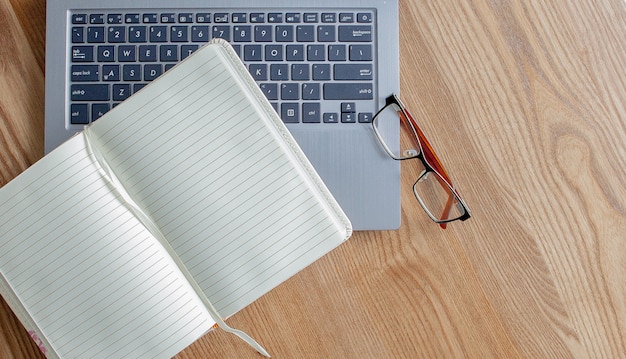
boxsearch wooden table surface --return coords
[1,0,625,358]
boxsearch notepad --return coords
[0,39,351,359]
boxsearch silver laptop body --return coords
[45,0,400,230]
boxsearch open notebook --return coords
[0,39,351,358]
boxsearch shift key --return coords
[324,83,373,100]
[71,84,110,101]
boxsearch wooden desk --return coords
[1,1,624,357]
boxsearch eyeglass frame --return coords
[372,94,471,228]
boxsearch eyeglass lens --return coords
[373,103,420,160]
[414,170,465,222]
[374,98,468,223]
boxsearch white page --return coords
[89,41,350,318]
[0,135,214,358]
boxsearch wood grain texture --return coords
[1,0,624,358]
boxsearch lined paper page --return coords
[89,41,350,317]
[0,136,214,358]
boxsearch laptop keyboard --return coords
[69,10,376,126]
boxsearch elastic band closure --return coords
[83,126,270,357]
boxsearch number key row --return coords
[72,25,372,43]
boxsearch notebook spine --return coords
[0,272,60,359]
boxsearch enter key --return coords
[334,64,373,80]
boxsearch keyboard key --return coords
[192,26,210,42]
[102,65,120,81]
[339,25,372,42]
[150,26,168,42]
[259,83,278,100]
[328,45,346,61]
[307,45,325,61]
[276,26,294,42]
[107,14,123,24]
[265,45,283,61]
[71,84,109,101]
[72,27,84,43]
[123,64,141,81]
[90,14,104,24]
[302,83,321,100]
[322,13,336,23]
[92,103,110,121]
[71,65,99,81]
[244,45,262,61]
[268,13,283,23]
[312,64,331,80]
[97,46,115,62]
[323,113,339,123]
[160,45,178,61]
[181,45,199,59]
[133,83,147,93]
[232,13,247,23]
[129,26,147,42]
[70,104,89,124]
[233,26,252,42]
[196,13,211,23]
[171,26,189,42]
[255,26,273,42]
[72,46,94,62]
[339,13,354,23]
[250,13,265,23]
[349,44,373,61]
[125,14,140,23]
[231,45,242,58]
[286,45,304,61]
[341,102,356,113]
[72,14,87,24]
[303,103,321,123]
[212,26,230,41]
[304,13,318,23]
[342,112,357,123]
[281,103,299,123]
[270,64,288,80]
[358,112,373,123]
[113,84,131,101]
[291,64,310,80]
[160,13,176,23]
[139,45,157,61]
[281,83,299,100]
[286,13,301,23]
[143,14,158,23]
[334,64,373,80]
[357,13,373,23]
[214,13,229,23]
[318,26,336,42]
[178,13,193,23]
[108,26,126,43]
[250,64,268,80]
[144,64,162,81]
[87,27,105,43]
[296,25,315,42]
[118,45,136,61]
[323,83,373,100]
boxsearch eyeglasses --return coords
[372,94,471,228]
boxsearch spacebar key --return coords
[324,83,373,100]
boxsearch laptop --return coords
[45,0,400,230]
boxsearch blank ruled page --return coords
[89,41,351,318]
[0,136,214,358]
